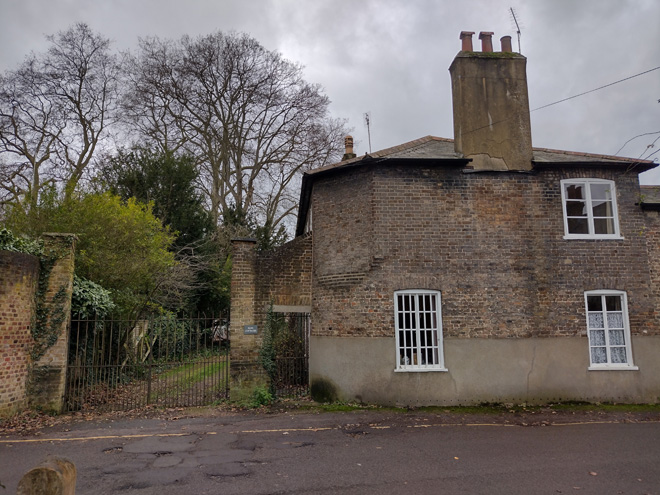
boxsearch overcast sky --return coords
[2,0,659,183]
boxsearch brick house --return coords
[231,32,660,406]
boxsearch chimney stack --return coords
[449,30,532,171]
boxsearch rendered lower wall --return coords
[310,335,660,406]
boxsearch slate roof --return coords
[307,135,656,177]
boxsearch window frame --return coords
[584,290,637,371]
[394,289,447,372]
[560,178,622,240]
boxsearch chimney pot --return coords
[342,135,356,161]
[344,135,354,155]
[479,31,494,53]
[459,31,475,51]
[500,36,513,53]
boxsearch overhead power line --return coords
[615,131,660,156]
[462,67,660,138]
[531,66,660,112]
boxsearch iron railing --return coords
[64,315,229,412]
[267,312,310,399]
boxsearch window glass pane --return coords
[591,347,607,364]
[609,329,625,346]
[607,313,624,329]
[610,347,627,364]
[588,313,604,329]
[587,296,602,311]
[566,201,587,217]
[568,218,589,234]
[605,296,622,312]
[592,199,613,218]
[423,349,432,365]
[594,218,615,235]
[565,184,585,200]
[590,329,606,346]
[590,183,613,201]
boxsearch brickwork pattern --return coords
[311,164,659,340]
[30,234,76,413]
[230,236,312,399]
[255,233,313,310]
[230,235,313,364]
[230,239,259,365]
[0,251,39,416]
[643,209,660,332]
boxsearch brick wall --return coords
[255,233,313,310]
[311,163,658,340]
[644,208,660,332]
[230,239,259,365]
[0,251,39,416]
[29,234,76,413]
[229,235,312,399]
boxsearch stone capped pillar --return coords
[29,233,76,413]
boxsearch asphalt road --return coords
[1,410,659,494]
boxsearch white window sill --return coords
[588,365,639,371]
[563,235,624,240]
[395,367,448,373]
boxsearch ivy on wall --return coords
[0,228,73,361]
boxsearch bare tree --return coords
[0,23,120,209]
[0,60,62,209]
[123,32,347,237]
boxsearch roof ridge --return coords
[368,135,439,158]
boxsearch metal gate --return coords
[267,312,310,398]
[64,315,229,412]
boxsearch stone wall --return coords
[0,251,40,416]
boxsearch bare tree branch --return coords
[124,31,348,239]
